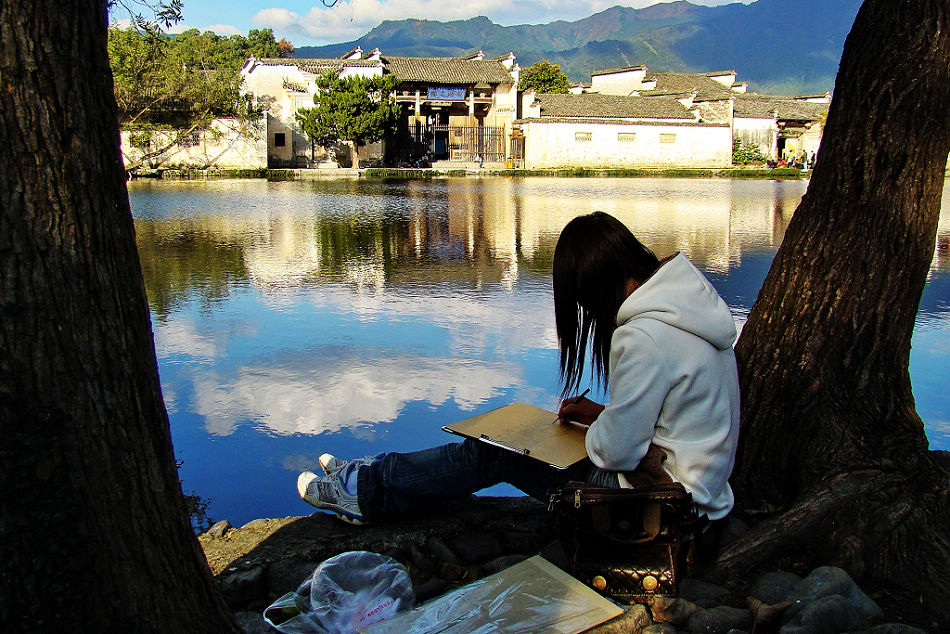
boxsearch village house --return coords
[240,47,520,168]
[732,93,829,162]
[515,92,733,169]
[240,53,385,167]
[514,66,741,169]
[520,64,827,168]
[167,50,831,172]
[119,118,268,172]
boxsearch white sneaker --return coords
[297,471,368,525]
[318,452,377,476]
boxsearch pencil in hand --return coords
[553,388,591,424]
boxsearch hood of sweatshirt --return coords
[616,252,737,351]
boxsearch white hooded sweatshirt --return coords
[584,252,740,520]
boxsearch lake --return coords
[128,176,950,528]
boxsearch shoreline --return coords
[129,166,812,182]
[203,496,938,633]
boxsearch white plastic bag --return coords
[263,551,414,633]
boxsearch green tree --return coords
[518,60,572,94]
[296,73,401,168]
[247,28,283,58]
[107,24,289,171]
[731,138,768,165]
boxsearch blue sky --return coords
[162,0,754,47]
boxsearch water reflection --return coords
[130,176,950,525]
[134,178,807,309]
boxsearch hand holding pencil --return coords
[554,388,604,426]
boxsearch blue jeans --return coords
[356,438,620,521]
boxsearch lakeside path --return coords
[137,166,814,181]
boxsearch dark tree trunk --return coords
[727,0,950,621]
[0,2,238,631]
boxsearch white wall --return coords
[734,116,778,159]
[520,120,732,169]
[590,68,647,96]
[241,60,386,167]
[120,118,267,170]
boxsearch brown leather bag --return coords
[548,481,705,604]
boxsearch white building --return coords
[240,49,520,168]
[733,93,829,161]
[515,92,732,169]
[522,64,827,168]
[241,56,383,167]
[120,118,267,171]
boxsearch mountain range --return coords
[294,0,864,94]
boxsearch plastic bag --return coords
[263,551,414,633]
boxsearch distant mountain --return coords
[293,0,863,94]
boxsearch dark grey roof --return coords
[734,94,828,121]
[642,72,734,100]
[254,57,380,74]
[591,65,647,76]
[381,56,515,84]
[535,93,694,120]
[516,117,727,127]
[253,55,513,85]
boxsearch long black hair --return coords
[553,212,659,396]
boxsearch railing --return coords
[398,124,506,163]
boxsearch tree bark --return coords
[0,2,239,631]
[731,0,950,620]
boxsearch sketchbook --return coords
[442,402,589,470]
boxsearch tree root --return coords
[708,462,950,625]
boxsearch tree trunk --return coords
[729,0,950,620]
[0,2,239,631]
[350,142,361,169]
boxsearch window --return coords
[659,133,677,144]
[178,132,200,148]
[618,132,637,143]
[574,132,592,142]
[274,132,286,147]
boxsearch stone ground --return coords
[200,496,941,633]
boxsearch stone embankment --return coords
[200,496,935,634]
[131,166,810,182]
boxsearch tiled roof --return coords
[536,93,695,120]
[591,65,647,76]
[642,72,734,100]
[254,57,380,74]
[734,94,828,121]
[516,117,726,127]
[254,55,513,85]
[381,56,515,84]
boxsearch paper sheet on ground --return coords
[363,555,623,633]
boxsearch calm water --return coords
[128,177,950,527]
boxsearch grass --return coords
[135,166,808,181]
[364,167,806,180]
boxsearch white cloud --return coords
[177,280,559,437]
[203,23,244,36]
[253,8,302,30]
[157,21,243,36]
[154,318,222,361]
[193,355,527,436]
